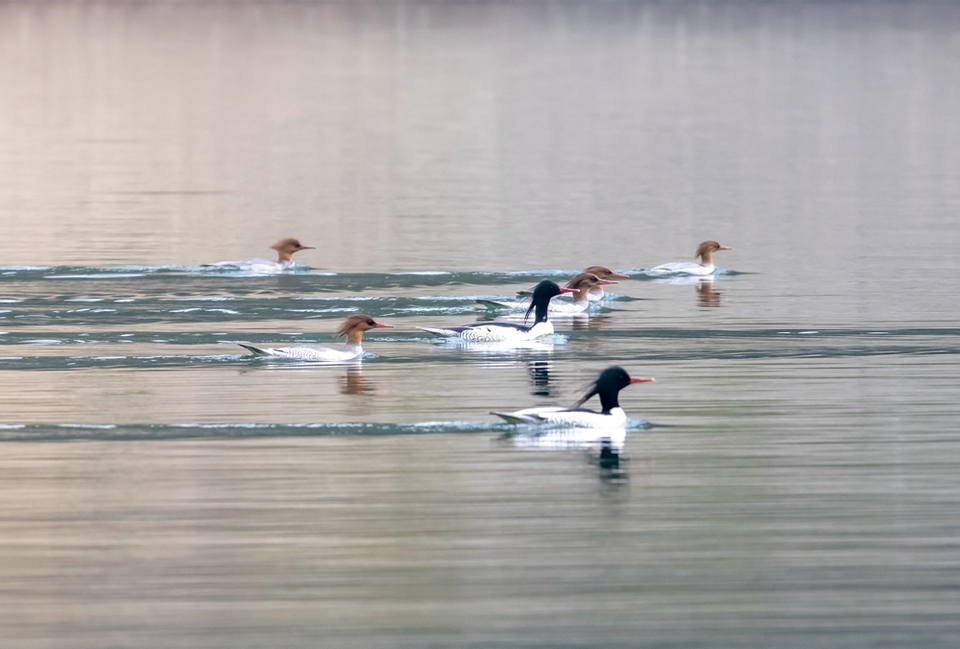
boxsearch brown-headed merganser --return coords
[491,366,654,428]
[647,241,732,276]
[421,280,577,342]
[206,238,316,274]
[238,314,393,361]
[581,266,629,301]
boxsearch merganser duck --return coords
[205,238,316,273]
[238,314,393,361]
[491,366,654,428]
[582,266,629,301]
[646,241,732,276]
[478,273,617,314]
[421,280,577,342]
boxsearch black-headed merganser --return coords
[478,273,618,315]
[238,314,393,361]
[647,241,732,276]
[206,238,316,273]
[491,366,654,428]
[421,280,577,342]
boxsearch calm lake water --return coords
[2,1,960,647]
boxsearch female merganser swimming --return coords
[646,241,732,276]
[582,266,629,301]
[491,366,654,428]
[478,273,618,314]
[421,280,577,342]
[206,238,316,273]
[238,314,393,361]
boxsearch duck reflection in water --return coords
[505,425,625,452]
[571,313,612,331]
[652,276,722,308]
[527,359,554,397]
[501,426,630,483]
[339,364,375,396]
[434,338,557,354]
[696,279,721,308]
[595,437,630,488]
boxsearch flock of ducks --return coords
[216,238,734,430]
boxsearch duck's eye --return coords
[367,320,376,326]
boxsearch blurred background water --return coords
[2,1,960,647]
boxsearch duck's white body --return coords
[587,288,606,302]
[420,321,555,343]
[646,261,716,276]
[206,259,299,274]
[493,406,628,428]
[239,342,363,362]
[477,298,592,315]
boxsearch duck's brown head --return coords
[695,241,732,264]
[270,238,316,262]
[337,314,394,344]
[583,265,629,280]
[565,272,618,301]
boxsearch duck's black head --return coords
[574,366,655,413]
[524,280,577,324]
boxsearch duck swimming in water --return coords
[421,280,577,342]
[238,314,393,362]
[206,238,316,274]
[491,366,654,428]
[646,241,732,276]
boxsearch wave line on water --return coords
[0,418,652,442]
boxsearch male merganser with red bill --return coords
[421,280,577,342]
[646,241,732,276]
[491,366,654,428]
[206,238,316,274]
[478,273,618,315]
[238,314,393,361]
[582,266,629,301]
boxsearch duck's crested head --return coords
[566,272,619,290]
[532,279,579,300]
[573,366,655,412]
[337,314,394,338]
[525,280,578,323]
[270,238,316,261]
[583,265,629,279]
[566,273,600,290]
[695,240,732,261]
[595,366,655,391]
